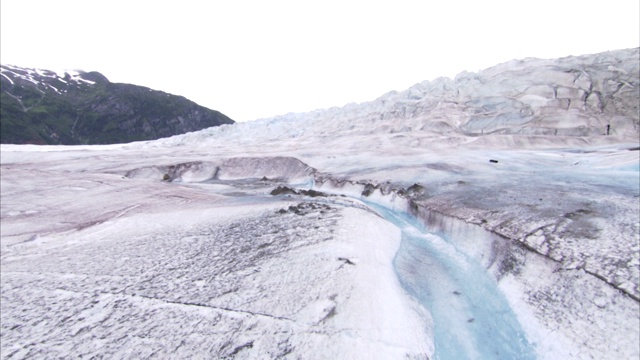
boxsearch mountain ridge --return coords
[0,65,234,145]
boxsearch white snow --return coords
[0,72,15,85]
[46,83,62,94]
[34,68,56,78]
[0,65,97,94]
[70,75,96,85]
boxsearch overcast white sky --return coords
[2,0,639,122]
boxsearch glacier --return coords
[1,48,639,359]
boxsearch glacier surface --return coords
[1,48,639,359]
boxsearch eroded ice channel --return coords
[130,156,538,358]
[367,202,536,360]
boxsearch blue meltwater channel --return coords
[368,203,537,360]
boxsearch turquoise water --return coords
[368,203,536,360]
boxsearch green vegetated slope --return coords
[0,66,234,145]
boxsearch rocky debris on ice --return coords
[1,182,431,358]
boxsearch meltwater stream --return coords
[368,203,536,360]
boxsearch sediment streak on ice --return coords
[0,175,431,359]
